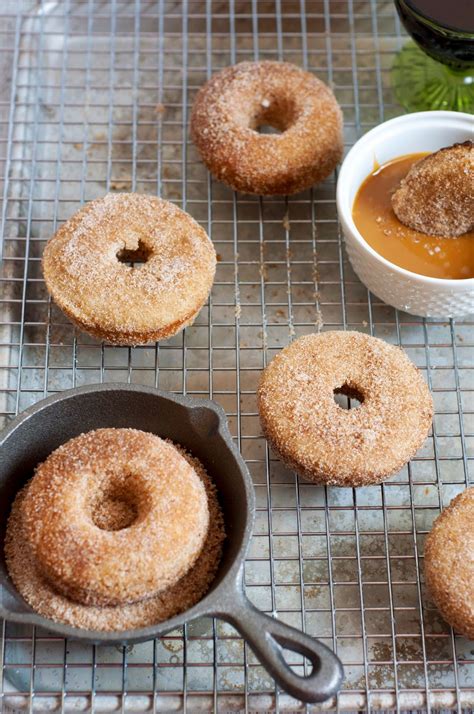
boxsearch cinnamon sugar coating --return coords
[8,429,210,607]
[5,442,225,632]
[391,141,474,237]
[424,488,474,640]
[257,331,433,486]
[190,61,343,195]
[42,193,216,345]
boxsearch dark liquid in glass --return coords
[395,0,474,68]
[405,0,474,32]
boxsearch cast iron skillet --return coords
[0,384,343,703]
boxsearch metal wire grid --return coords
[0,0,473,711]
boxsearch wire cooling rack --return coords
[0,0,473,711]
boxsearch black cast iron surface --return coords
[0,384,343,703]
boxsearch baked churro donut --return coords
[42,193,216,345]
[392,141,474,237]
[258,331,433,486]
[5,442,225,631]
[13,429,209,607]
[424,488,474,640]
[190,61,343,195]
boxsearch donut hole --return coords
[257,124,282,135]
[89,484,140,531]
[251,96,298,135]
[116,239,152,269]
[334,383,364,410]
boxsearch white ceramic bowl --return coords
[336,111,474,318]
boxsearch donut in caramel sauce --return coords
[352,152,474,279]
[392,141,474,237]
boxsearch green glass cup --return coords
[392,0,474,112]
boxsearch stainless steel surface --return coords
[0,0,472,711]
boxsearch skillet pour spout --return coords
[0,384,344,704]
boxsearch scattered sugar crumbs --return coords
[110,178,132,191]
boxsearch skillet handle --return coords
[214,586,343,703]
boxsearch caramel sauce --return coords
[352,153,474,280]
